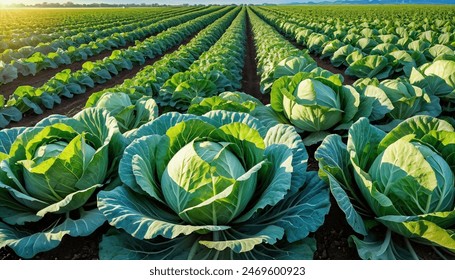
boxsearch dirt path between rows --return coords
[240,12,268,105]
[309,55,357,85]
[285,39,357,86]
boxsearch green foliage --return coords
[0,108,125,258]
[86,91,158,134]
[98,110,330,260]
[266,70,362,145]
[316,116,455,259]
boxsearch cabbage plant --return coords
[353,78,441,131]
[85,91,158,135]
[97,110,330,260]
[264,70,364,145]
[410,60,455,113]
[315,116,455,259]
[0,108,124,258]
[0,95,22,128]
[331,45,362,67]
[0,61,18,84]
[345,55,393,79]
[187,91,264,116]
[271,56,316,81]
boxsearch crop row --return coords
[247,9,317,94]
[0,7,198,65]
[0,7,177,51]
[0,6,217,85]
[248,7,453,127]
[85,7,243,115]
[156,8,247,111]
[0,6,233,128]
[0,6,454,261]
[253,6,454,80]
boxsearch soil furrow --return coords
[285,39,357,85]
[307,54,357,85]
[240,12,269,105]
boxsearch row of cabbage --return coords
[0,7,175,51]
[0,6,453,260]
[0,6,333,261]
[156,8,247,111]
[245,9,442,146]
[0,7,198,65]
[253,6,454,80]
[85,6,245,126]
[247,9,316,94]
[251,7,455,119]
[0,8,167,54]
[1,9,148,41]
[0,7,212,85]
[177,8,454,259]
[0,6,232,128]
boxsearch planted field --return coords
[0,5,454,260]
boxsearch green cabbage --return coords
[316,116,455,259]
[0,108,124,258]
[97,110,330,260]
[264,70,362,145]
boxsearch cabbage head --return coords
[0,108,124,258]
[85,91,158,135]
[345,55,393,79]
[187,91,263,116]
[315,116,455,259]
[410,60,455,113]
[266,70,363,145]
[97,110,330,260]
[353,78,441,131]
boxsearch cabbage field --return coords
[0,4,454,260]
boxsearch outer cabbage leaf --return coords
[346,55,393,79]
[0,209,105,259]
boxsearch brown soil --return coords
[313,197,360,260]
[309,55,357,85]
[306,144,359,260]
[284,38,357,86]
[240,12,269,105]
